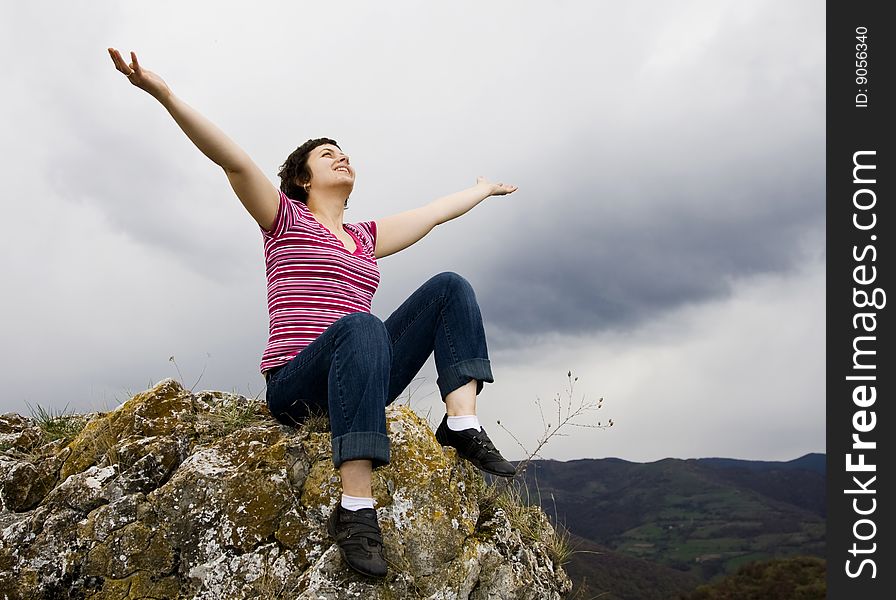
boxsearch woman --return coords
[109,48,518,578]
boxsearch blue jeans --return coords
[265,271,494,469]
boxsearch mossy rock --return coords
[0,379,571,599]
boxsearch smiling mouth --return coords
[335,167,351,174]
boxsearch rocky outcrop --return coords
[0,379,571,599]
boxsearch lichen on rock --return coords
[0,378,572,599]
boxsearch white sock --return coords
[447,415,482,432]
[341,494,375,511]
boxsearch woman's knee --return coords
[337,311,386,329]
[334,312,390,348]
[431,271,473,294]
[431,271,479,305]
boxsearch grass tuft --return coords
[26,402,88,443]
[482,479,574,567]
[547,519,575,567]
[204,397,267,438]
[301,411,330,434]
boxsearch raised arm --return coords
[373,176,517,259]
[107,48,279,231]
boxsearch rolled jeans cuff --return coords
[437,358,494,399]
[331,431,391,469]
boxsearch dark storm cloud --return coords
[465,136,825,346]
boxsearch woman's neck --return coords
[307,194,347,230]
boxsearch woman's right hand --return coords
[108,48,172,101]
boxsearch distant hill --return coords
[519,454,825,597]
[695,453,825,476]
[691,454,825,517]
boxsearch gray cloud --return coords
[476,152,824,344]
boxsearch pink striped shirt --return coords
[258,190,380,374]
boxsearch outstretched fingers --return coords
[477,175,518,196]
[107,47,132,75]
[129,51,142,76]
[494,183,518,195]
[108,47,144,79]
[106,48,169,99]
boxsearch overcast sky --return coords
[0,1,824,462]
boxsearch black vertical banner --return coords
[827,0,894,598]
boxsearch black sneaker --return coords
[327,505,387,578]
[435,415,516,478]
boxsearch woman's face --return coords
[306,144,354,193]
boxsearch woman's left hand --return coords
[477,176,518,196]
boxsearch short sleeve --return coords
[352,220,378,257]
[260,190,294,240]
